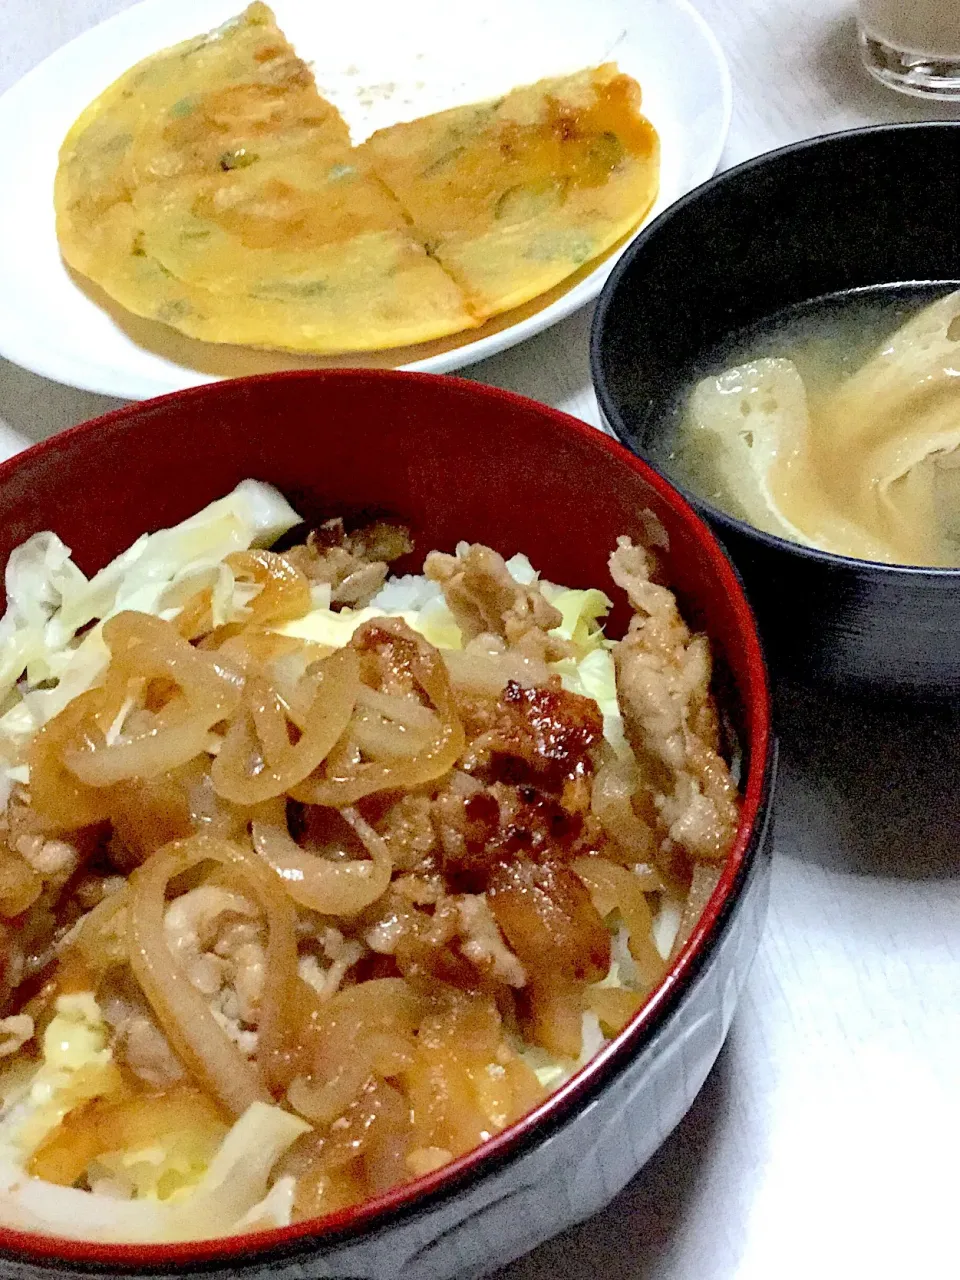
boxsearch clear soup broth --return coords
[655,283,960,567]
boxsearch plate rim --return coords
[0,0,732,400]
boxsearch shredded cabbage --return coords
[515,1010,607,1091]
[505,550,612,656]
[0,1101,308,1242]
[0,989,307,1241]
[540,584,612,654]
[0,994,118,1157]
[89,1126,228,1205]
[504,552,538,585]
[652,896,684,960]
[551,647,630,759]
[235,1173,297,1231]
[277,598,462,653]
[0,482,300,764]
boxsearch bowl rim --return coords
[590,118,960,580]
[0,368,774,1270]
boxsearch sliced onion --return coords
[349,686,440,761]
[68,887,129,974]
[67,717,222,788]
[586,985,644,1035]
[591,756,659,862]
[251,808,392,916]
[28,685,121,828]
[226,550,311,627]
[349,712,436,761]
[668,861,723,961]
[354,686,440,731]
[128,835,298,1115]
[524,981,585,1060]
[292,623,465,807]
[64,613,242,788]
[572,856,664,987]
[287,1060,373,1128]
[211,648,359,805]
[106,612,243,706]
[174,587,214,641]
[286,979,420,1125]
[442,646,550,696]
[291,730,463,804]
[210,630,330,677]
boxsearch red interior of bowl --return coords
[0,370,771,1268]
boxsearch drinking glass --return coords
[858,0,960,98]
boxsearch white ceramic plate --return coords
[0,0,731,400]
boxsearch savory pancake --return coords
[361,65,660,318]
[55,4,476,352]
[55,7,659,354]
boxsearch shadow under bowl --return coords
[591,121,960,699]
[0,370,774,1280]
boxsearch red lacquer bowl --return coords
[0,371,774,1280]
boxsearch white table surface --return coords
[1,3,959,1278]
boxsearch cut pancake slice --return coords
[361,64,660,320]
[55,3,476,353]
[64,180,475,354]
[56,3,347,267]
[134,148,477,351]
[124,4,351,184]
[109,231,473,353]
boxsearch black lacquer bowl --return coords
[591,122,960,699]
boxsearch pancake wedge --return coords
[361,65,660,319]
[54,4,477,353]
[56,4,346,273]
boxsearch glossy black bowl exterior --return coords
[591,122,960,698]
